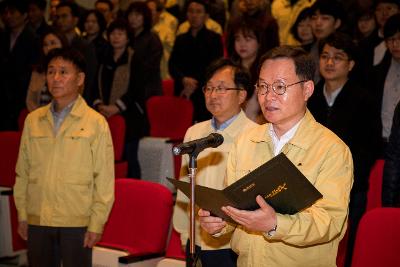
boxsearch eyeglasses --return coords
[386,36,400,46]
[320,54,349,64]
[255,80,307,95]
[202,86,244,95]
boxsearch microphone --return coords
[172,133,224,156]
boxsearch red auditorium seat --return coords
[162,79,175,96]
[351,208,400,267]
[93,179,173,266]
[146,96,193,140]
[366,159,384,211]
[156,228,185,267]
[107,115,128,178]
[0,132,26,258]
[0,131,22,187]
[146,96,193,178]
[165,228,185,260]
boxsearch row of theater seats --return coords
[336,159,385,267]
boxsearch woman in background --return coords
[26,30,68,111]
[83,9,109,61]
[93,18,161,178]
[229,18,267,124]
[126,1,163,100]
[290,7,314,52]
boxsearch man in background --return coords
[169,0,223,122]
[173,58,256,266]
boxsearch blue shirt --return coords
[211,113,240,131]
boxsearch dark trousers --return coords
[125,139,141,178]
[185,240,237,267]
[27,225,91,267]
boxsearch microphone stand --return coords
[188,152,200,267]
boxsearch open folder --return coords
[167,153,323,223]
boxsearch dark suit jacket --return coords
[169,26,223,122]
[383,102,400,207]
[367,53,392,115]
[0,25,40,130]
[308,79,381,193]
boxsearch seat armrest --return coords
[119,252,165,264]
[0,189,13,195]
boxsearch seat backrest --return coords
[162,79,175,96]
[351,208,400,267]
[107,115,126,162]
[0,131,22,187]
[165,228,185,260]
[99,179,173,255]
[366,159,384,211]
[146,96,193,140]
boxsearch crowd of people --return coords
[1,0,400,266]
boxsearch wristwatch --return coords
[267,224,277,237]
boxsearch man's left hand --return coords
[83,231,101,248]
[222,195,277,232]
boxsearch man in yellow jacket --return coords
[13,48,115,267]
[199,46,353,266]
[173,58,257,266]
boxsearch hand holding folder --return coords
[168,153,323,224]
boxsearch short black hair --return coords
[185,0,210,14]
[83,9,107,34]
[291,7,313,42]
[56,2,80,18]
[28,0,47,10]
[318,32,357,60]
[384,13,400,39]
[0,0,29,14]
[106,18,133,41]
[126,1,153,33]
[205,58,252,94]
[95,0,114,11]
[374,0,400,9]
[46,48,86,74]
[310,0,345,21]
[259,46,315,81]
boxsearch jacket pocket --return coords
[60,131,93,176]
[59,181,92,217]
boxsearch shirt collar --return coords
[250,110,316,151]
[211,113,240,131]
[269,118,302,143]
[50,97,77,116]
[323,82,345,107]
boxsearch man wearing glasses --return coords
[199,46,353,266]
[308,32,380,266]
[173,58,257,266]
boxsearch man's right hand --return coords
[18,221,28,240]
[198,209,226,235]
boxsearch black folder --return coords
[168,153,323,223]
